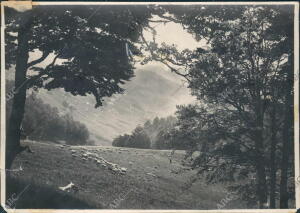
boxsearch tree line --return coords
[113,116,193,150]
[6,80,93,146]
[113,116,181,149]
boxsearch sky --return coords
[143,17,204,51]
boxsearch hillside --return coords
[7,140,247,209]
[35,65,196,146]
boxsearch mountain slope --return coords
[36,64,196,145]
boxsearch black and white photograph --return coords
[1,1,299,211]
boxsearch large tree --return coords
[141,5,294,208]
[4,5,153,168]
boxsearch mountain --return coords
[25,64,196,146]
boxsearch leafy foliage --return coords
[6,80,91,145]
[112,126,151,149]
[5,5,154,107]
[143,116,177,147]
[140,4,294,207]
[112,116,192,150]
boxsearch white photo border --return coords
[0,1,299,212]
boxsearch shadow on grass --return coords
[6,176,100,209]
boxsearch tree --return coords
[129,126,151,149]
[112,134,131,147]
[142,5,294,208]
[142,116,177,148]
[113,116,179,149]
[266,7,294,208]
[6,80,91,145]
[155,128,187,150]
[112,128,151,149]
[4,5,153,168]
[185,6,293,208]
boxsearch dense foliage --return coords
[6,81,92,145]
[5,5,155,167]
[5,5,153,107]
[113,116,191,150]
[112,126,151,149]
[140,4,294,208]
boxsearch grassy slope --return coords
[7,140,247,209]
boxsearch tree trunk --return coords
[255,136,268,208]
[6,25,30,169]
[269,104,277,208]
[254,104,268,208]
[279,79,293,208]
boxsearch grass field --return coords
[7,140,248,209]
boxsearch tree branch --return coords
[27,51,51,68]
[148,20,171,24]
[156,14,182,24]
[140,32,191,82]
[27,54,60,87]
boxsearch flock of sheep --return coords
[60,145,128,175]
